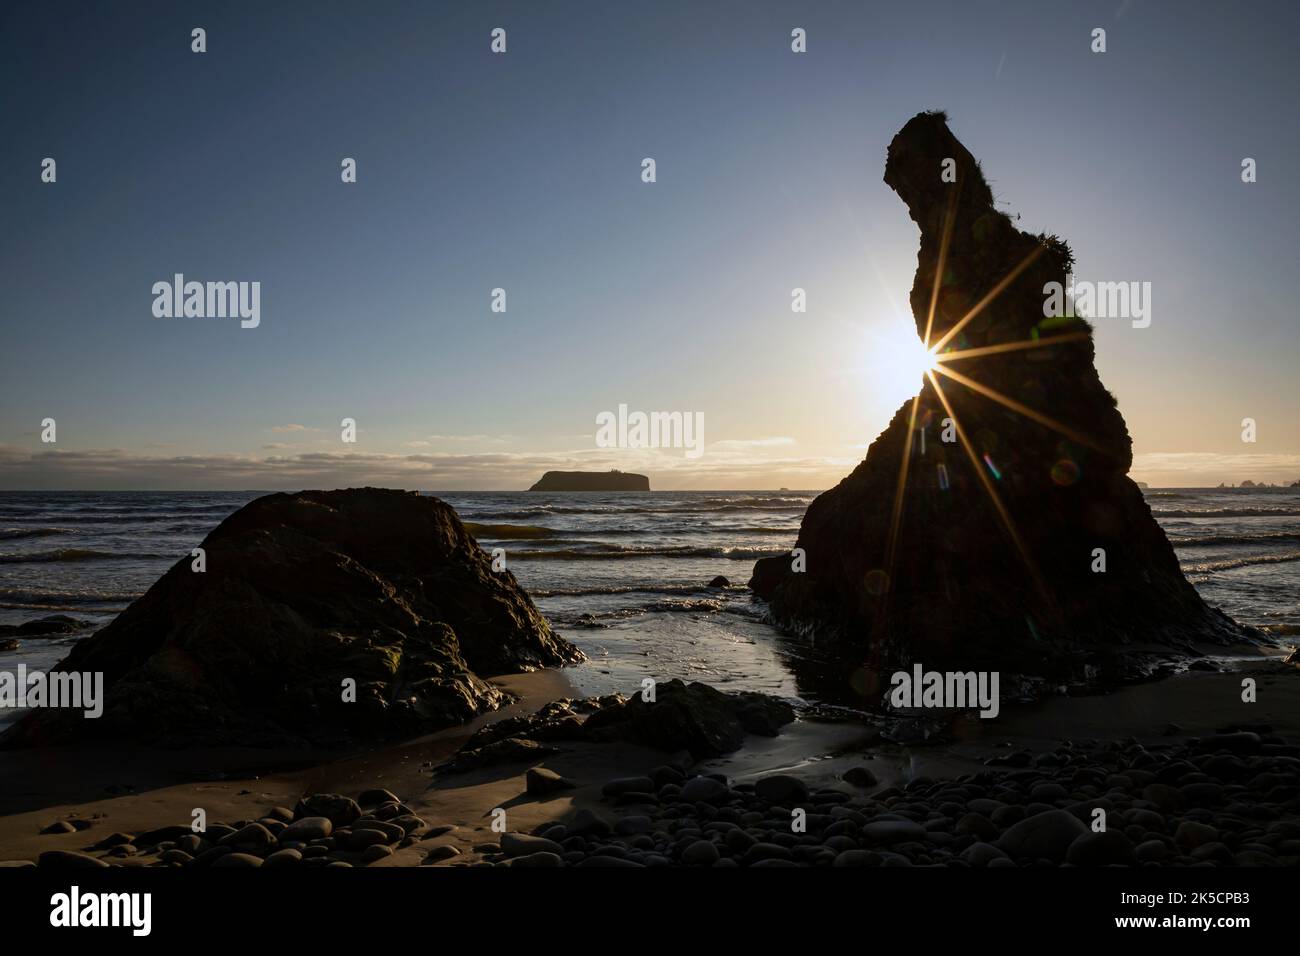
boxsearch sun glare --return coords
[863,321,938,409]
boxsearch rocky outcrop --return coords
[2,488,582,749]
[0,615,91,638]
[579,680,795,758]
[751,112,1252,695]
[435,681,797,768]
[529,471,650,492]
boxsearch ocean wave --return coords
[0,586,142,605]
[0,527,77,540]
[1182,551,1300,573]
[44,502,238,514]
[0,604,125,616]
[507,545,783,561]
[551,597,728,627]
[533,583,734,598]
[0,513,226,525]
[466,522,795,540]
[460,507,599,519]
[1170,531,1300,547]
[1155,508,1300,518]
[688,496,813,507]
[464,522,559,540]
[0,549,174,564]
[462,502,807,519]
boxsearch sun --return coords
[863,319,939,408]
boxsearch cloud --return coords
[711,437,796,449]
[425,434,513,443]
[0,444,854,491]
[270,424,316,433]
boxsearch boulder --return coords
[581,679,795,758]
[1,489,581,748]
[0,615,90,638]
[749,111,1255,694]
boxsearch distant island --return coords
[1216,480,1300,488]
[528,470,650,491]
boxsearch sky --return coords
[1,0,1297,490]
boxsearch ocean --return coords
[1,488,1297,727]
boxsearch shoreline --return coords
[2,656,1296,867]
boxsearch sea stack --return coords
[750,111,1251,693]
[2,488,582,749]
[529,470,650,491]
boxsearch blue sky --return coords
[2,0,1297,489]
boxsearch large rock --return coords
[2,488,581,748]
[0,615,90,638]
[581,679,794,758]
[750,112,1253,692]
[529,470,649,492]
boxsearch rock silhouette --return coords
[529,470,650,491]
[751,112,1251,696]
[2,488,582,748]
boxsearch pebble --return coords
[346,828,392,850]
[422,845,462,863]
[500,832,564,857]
[681,840,720,865]
[601,776,655,797]
[1174,820,1220,850]
[996,810,1087,862]
[842,767,878,788]
[263,848,303,867]
[527,767,577,796]
[959,842,1008,866]
[219,823,274,850]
